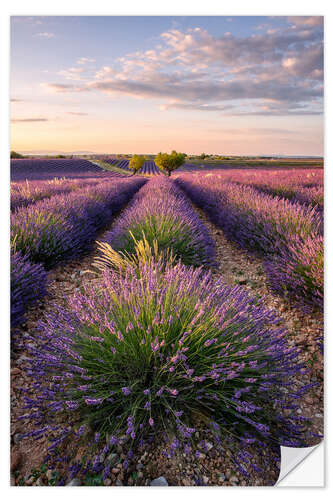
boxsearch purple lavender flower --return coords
[85,398,102,406]
[65,401,79,410]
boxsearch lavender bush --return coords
[264,235,323,309]
[103,177,215,267]
[24,259,310,481]
[11,251,47,327]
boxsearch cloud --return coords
[34,32,55,39]
[160,102,238,112]
[225,109,323,116]
[39,20,323,117]
[286,16,323,27]
[155,26,322,69]
[77,57,96,65]
[40,83,89,93]
[11,118,49,123]
[208,127,300,135]
[65,111,89,115]
[10,98,23,102]
[281,43,323,79]
[160,99,322,116]
[58,67,85,81]
[88,76,322,106]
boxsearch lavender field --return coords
[10,158,323,487]
[9,11,326,488]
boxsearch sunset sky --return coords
[10,15,323,155]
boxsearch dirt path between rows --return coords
[10,199,323,487]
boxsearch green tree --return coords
[155,150,186,176]
[200,153,206,160]
[128,155,146,175]
[10,151,24,159]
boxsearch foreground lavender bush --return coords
[24,260,310,481]
[11,251,47,327]
[11,178,145,268]
[177,176,323,309]
[104,177,215,267]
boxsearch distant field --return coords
[188,158,324,169]
[10,158,124,181]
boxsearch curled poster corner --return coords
[276,441,324,487]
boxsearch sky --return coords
[10,15,323,155]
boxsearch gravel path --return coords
[10,202,323,487]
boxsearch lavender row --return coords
[104,158,162,176]
[11,251,48,328]
[264,235,323,309]
[117,159,130,170]
[103,158,131,171]
[103,177,215,267]
[139,161,161,176]
[242,183,323,211]
[11,158,115,181]
[11,177,106,211]
[176,175,323,309]
[11,178,146,269]
[211,168,323,188]
[205,169,323,210]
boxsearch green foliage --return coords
[113,214,209,267]
[40,464,47,474]
[94,232,176,275]
[129,155,146,174]
[155,150,186,176]
[83,473,104,486]
[48,471,59,486]
[11,150,24,159]
[200,153,207,160]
